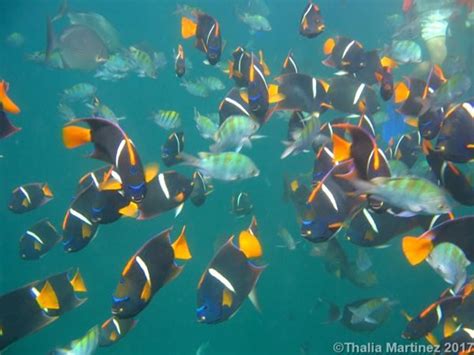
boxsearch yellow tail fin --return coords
[70,270,87,292]
[36,281,60,310]
[62,126,91,149]
[0,81,20,114]
[402,236,433,265]
[181,17,197,39]
[172,226,192,260]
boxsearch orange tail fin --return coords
[181,17,197,39]
[402,236,433,265]
[0,81,20,114]
[62,126,91,148]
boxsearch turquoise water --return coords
[1,0,473,354]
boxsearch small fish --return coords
[194,108,219,140]
[388,40,422,64]
[231,192,253,217]
[8,183,54,214]
[51,326,99,355]
[197,217,265,323]
[281,112,324,159]
[190,171,213,207]
[19,219,61,260]
[218,88,252,125]
[181,152,260,181]
[62,83,97,103]
[5,32,25,47]
[99,316,137,347]
[342,298,397,331]
[322,36,365,73]
[161,131,185,167]
[129,46,156,79]
[180,79,210,98]
[197,76,225,91]
[112,227,191,318]
[210,115,260,153]
[299,2,325,38]
[427,242,470,292]
[175,44,186,78]
[238,13,272,33]
[327,76,380,115]
[151,110,182,130]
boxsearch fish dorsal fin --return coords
[171,226,192,260]
[36,281,60,310]
[181,17,197,39]
[222,287,233,307]
[145,163,159,183]
[70,269,87,292]
[100,179,122,191]
[259,50,270,76]
[248,285,261,313]
[332,134,352,162]
[238,228,262,259]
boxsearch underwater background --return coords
[1,0,473,354]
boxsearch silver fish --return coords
[210,115,260,153]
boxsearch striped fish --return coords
[151,110,181,130]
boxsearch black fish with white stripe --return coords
[19,219,61,260]
[161,131,185,167]
[8,182,54,214]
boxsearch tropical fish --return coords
[19,219,61,260]
[210,115,260,153]
[175,44,186,78]
[281,51,299,75]
[162,131,185,167]
[238,13,271,33]
[322,36,365,73]
[87,97,125,122]
[151,110,182,130]
[129,46,156,78]
[327,76,380,115]
[299,1,325,38]
[180,79,210,98]
[112,227,191,318]
[281,112,324,159]
[218,88,252,124]
[190,171,213,207]
[196,217,265,323]
[197,76,225,91]
[194,108,219,140]
[231,192,253,217]
[62,83,97,103]
[51,325,99,355]
[8,183,54,214]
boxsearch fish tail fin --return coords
[36,281,60,310]
[62,125,92,148]
[181,17,197,39]
[171,225,192,260]
[393,81,410,104]
[402,236,433,265]
[238,219,263,259]
[332,133,352,162]
[0,81,20,114]
[69,269,87,292]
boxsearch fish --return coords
[8,183,54,214]
[95,52,133,81]
[137,171,194,220]
[393,77,430,117]
[429,74,471,111]
[63,118,158,203]
[238,13,272,33]
[194,108,219,140]
[19,219,61,260]
[180,79,210,98]
[181,11,222,65]
[281,112,325,159]
[282,177,312,222]
[299,2,325,38]
[151,110,182,130]
[175,44,186,77]
[322,36,365,73]
[46,20,108,70]
[387,40,422,64]
[281,51,299,75]
[197,76,225,91]
[0,269,87,350]
[0,81,20,114]
[231,192,253,217]
[99,316,137,347]
[112,227,191,318]
[180,152,260,181]
[87,97,125,122]
[341,297,397,331]
[161,131,185,167]
[349,176,452,216]
[327,76,380,115]
[210,115,260,153]
[277,226,297,250]
[51,325,99,355]
[435,101,474,164]
[0,110,21,139]
[427,243,470,292]
[272,73,329,114]
[228,48,265,88]
[61,83,97,103]
[392,131,421,168]
[403,216,474,266]
[196,217,265,323]
[190,171,213,207]
[218,88,252,124]
[129,46,156,78]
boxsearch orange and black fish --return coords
[175,44,186,78]
[272,73,329,114]
[190,171,213,207]
[0,269,86,350]
[403,216,474,266]
[8,182,54,214]
[393,77,429,117]
[99,316,137,347]
[228,48,259,87]
[112,227,191,318]
[137,171,194,220]
[63,118,158,203]
[322,37,365,73]
[281,51,299,75]
[218,88,252,125]
[19,219,61,260]
[197,217,265,324]
[392,131,421,168]
[299,1,325,38]
[327,76,380,115]
[161,131,185,167]
[0,80,20,114]
[0,110,21,139]
[181,11,222,65]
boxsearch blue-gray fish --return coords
[151,110,181,130]
[129,46,156,79]
[194,108,219,140]
[281,113,325,159]
[51,326,99,355]
[388,40,422,64]
[210,115,260,153]
[197,76,225,91]
[181,152,260,181]
[62,83,97,103]
[180,79,209,98]
[426,242,470,292]
[238,13,272,33]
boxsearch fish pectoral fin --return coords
[119,202,139,218]
[140,281,152,302]
[402,236,433,266]
[181,17,197,39]
[248,286,261,313]
[171,226,192,260]
[36,281,60,310]
[100,179,122,191]
[70,269,87,293]
[62,126,91,149]
[222,288,233,308]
